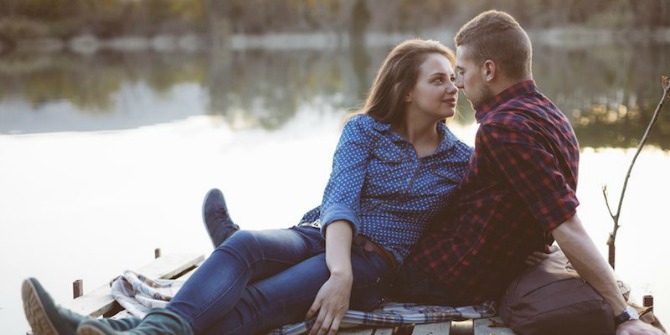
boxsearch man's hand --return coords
[306,271,353,335]
[617,319,666,335]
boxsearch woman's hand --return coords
[306,271,353,335]
[525,243,560,266]
[307,220,354,335]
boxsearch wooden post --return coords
[73,279,83,299]
[155,248,161,259]
[644,294,654,307]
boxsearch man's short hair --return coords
[454,10,532,80]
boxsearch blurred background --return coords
[1,1,669,334]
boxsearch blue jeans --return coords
[167,226,393,335]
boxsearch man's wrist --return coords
[614,306,639,326]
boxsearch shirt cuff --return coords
[320,204,360,237]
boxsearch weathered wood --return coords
[473,317,516,335]
[412,321,451,334]
[374,328,396,335]
[339,326,401,334]
[72,279,83,299]
[65,253,204,317]
[644,294,654,307]
[339,327,376,334]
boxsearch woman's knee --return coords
[213,230,262,259]
[215,229,306,261]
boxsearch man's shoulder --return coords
[485,94,561,128]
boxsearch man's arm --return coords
[552,213,665,334]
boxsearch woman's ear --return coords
[404,92,413,102]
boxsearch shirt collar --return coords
[370,116,456,153]
[475,80,538,122]
[436,122,457,152]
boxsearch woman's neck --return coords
[392,119,441,158]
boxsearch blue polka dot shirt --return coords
[301,114,473,265]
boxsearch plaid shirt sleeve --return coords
[480,122,579,231]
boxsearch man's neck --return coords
[490,75,533,96]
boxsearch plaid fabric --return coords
[411,80,581,304]
[110,270,177,316]
[110,271,497,334]
[268,302,496,335]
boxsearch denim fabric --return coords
[314,114,473,264]
[167,226,393,335]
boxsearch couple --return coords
[21,10,663,335]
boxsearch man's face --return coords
[455,45,494,110]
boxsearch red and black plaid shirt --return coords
[409,80,580,304]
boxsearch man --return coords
[393,10,664,335]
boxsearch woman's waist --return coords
[358,219,426,263]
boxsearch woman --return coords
[22,38,473,335]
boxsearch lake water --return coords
[1,35,669,334]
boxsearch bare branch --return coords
[605,74,670,269]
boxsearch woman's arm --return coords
[306,220,354,335]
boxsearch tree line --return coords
[0,0,667,43]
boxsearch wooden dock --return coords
[44,250,516,335]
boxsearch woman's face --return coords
[404,53,458,122]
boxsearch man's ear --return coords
[483,60,496,82]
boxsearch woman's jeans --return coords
[167,226,393,335]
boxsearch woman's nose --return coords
[446,81,458,94]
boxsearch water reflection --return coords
[1,39,669,149]
[533,43,670,149]
[1,37,670,335]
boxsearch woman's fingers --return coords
[306,298,323,335]
[309,309,339,335]
[525,251,549,266]
[545,244,560,253]
[525,244,562,266]
[306,301,320,321]
[329,316,342,334]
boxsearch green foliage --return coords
[0,0,667,40]
[0,16,48,39]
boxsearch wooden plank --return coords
[411,322,451,335]
[65,253,204,317]
[373,327,396,335]
[473,317,516,335]
[339,327,375,334]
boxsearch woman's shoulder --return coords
[344,114,389,133]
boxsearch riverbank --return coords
[2,27,669,55]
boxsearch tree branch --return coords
[604,75,669,269]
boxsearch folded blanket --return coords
[110,270,497,334]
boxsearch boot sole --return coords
[22,278,59,335]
